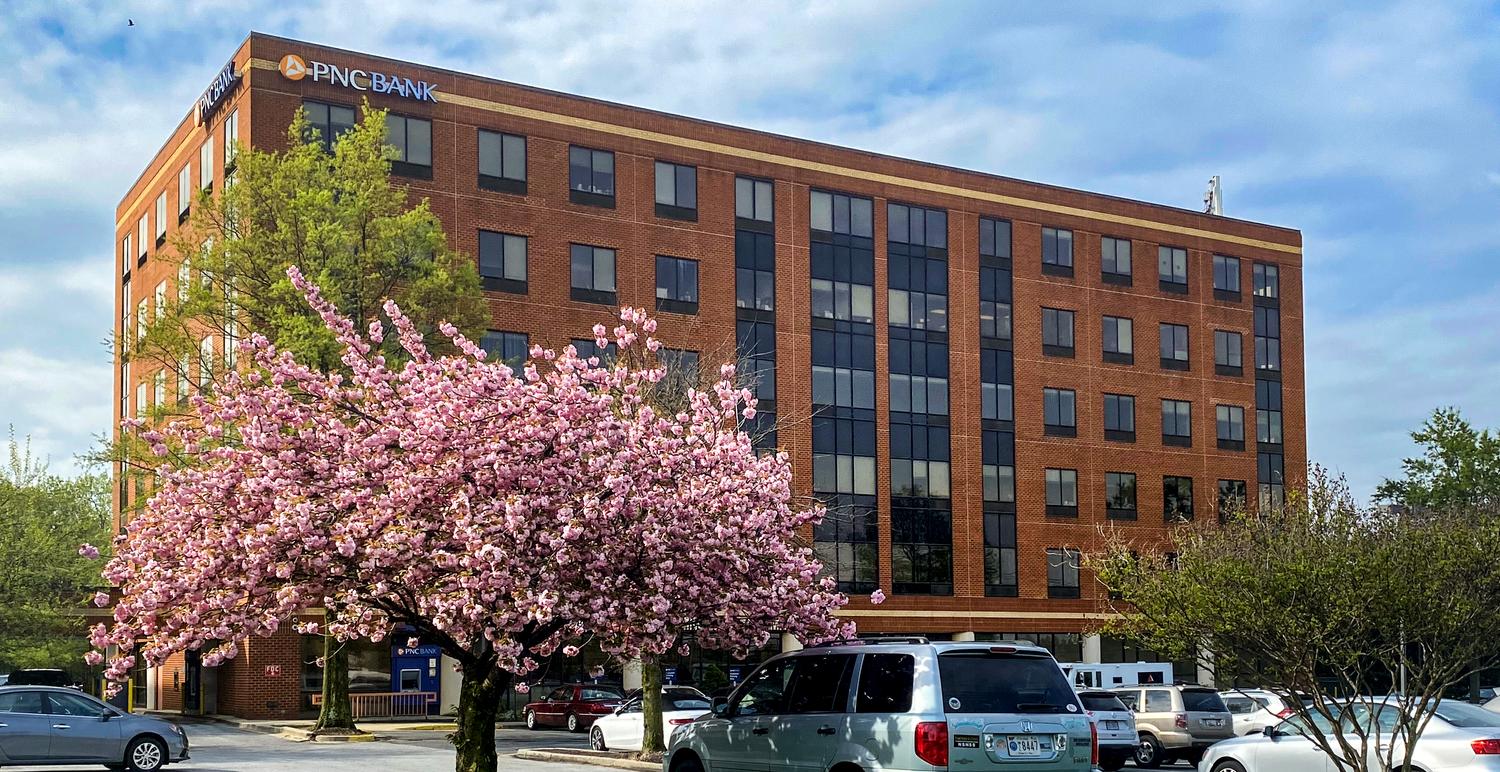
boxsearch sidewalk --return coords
[157,712,526,741]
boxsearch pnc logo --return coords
[279,54,307,81]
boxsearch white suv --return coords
[1220,689,1305,736]
[664,638,1096,772]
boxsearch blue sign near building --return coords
[663,666,678,685]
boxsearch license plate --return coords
[1007,736,1043,757]
[1204,718,1223,727]
[1104,720,1122,730]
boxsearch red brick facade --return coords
[115,33,1304,716]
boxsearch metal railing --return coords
[310,691,437,718]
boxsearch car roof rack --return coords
[806,636,930,648]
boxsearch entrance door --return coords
[183,650,202,714]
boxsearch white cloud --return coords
[0,348,111,475]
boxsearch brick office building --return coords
[113,33,1305,718]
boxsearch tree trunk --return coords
[313,635,356,732]
[640,658,665,754]
[453,660,506,772]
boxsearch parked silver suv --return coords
[664,638,1095,772]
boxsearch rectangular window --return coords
[982,432,1015,505]
[811,335,876,407]
[887,203,947,248]
[1159,322,1189,370]
[735,230,776,312]
[1041,227,1073,276]
[1257,379,1284,445]
[814,501,877,593]
[177,164,191,220]
[979,217,1012,259]
[980,349,1012,422]
[1158,245,1188,291]
[979,266,1011,340]
[1102,315,1133,364]
[655,255,699,314]
[154,193,167,245]
[176,356,189,404]
[1213,255,1241,297]
[569,145,615,206]
[811,416,877,496]
[888,339,948,416]
[1164,476,1195,521]
[199,336,214,387]
[136,298,147,342]
[737,319,776,403]
[735,177,774,223]
[153,282,166,321]
[1106,472,1138,518]
[1255,306,1281,371]
[1047,548,1081,599]
[223,109,239,170]
[572,338,619,365]
[569,244,617,304]
[1042,308,1074,357]
[385,114,432,178]
[1104,393,1136,442]
[199,140,213,190]
[302,100,356,152]
[654,161,697,220]
[1216,404,1246,450]
[1101,236,1132,283]
[152,369,165,409]
[121,235,132,278]
[1162,399,1192,446]
[813,279,875,324]
[1218,479,1248,522]
[478,129,526,194]
[478,231,527,293]
[1042,387,1076,437]
[1215,330,1243,375]
[891,504,953,595]
[1045,468,1078,516]
[135,381,146,419]
[137,215,148,261]
[984,507,1017,597]
[1253,263,1280,299]
[1259,452,1286,510]
[810,189,873,237]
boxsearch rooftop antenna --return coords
[1203,175,1223,215]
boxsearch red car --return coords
[524,683,626,732]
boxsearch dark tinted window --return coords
[1080,693,1128,712]
[938,652,1076,713]
[856,654,914,713]
[785,654,855,713]
[735,659,792,716]
[1181,690,1227,712]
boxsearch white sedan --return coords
[1202,699,1500,771]
[588,686,712,752]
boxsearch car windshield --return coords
[1080,693,1128,712]
[1433,701,1500,728]
[938,652,1076,714]
[581,687,623,701]
[666,696,711,711]
[1182,690,1227,712]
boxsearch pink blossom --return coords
[78,544,99,559]
[869,589,887,605]
[92,592,110,608]
[562,645,580,657]
[514,682,531,694]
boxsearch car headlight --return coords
[169,724,184,735]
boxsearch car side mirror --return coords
[711,697,728,716]
[100,709,114,721]
[1263,725,1278,739]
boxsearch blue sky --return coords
[1,1,1498,498]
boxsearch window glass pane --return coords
[655,162,674,205]
[811,191,832,231]
[504,235,527,281]
[595,249,615,292]
[736,178,754,219]
[407,118,431,165]
[678,165,696,208]
[570,244,590,288]
[502,134,525,179]
[754,181,773,221]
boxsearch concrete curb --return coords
[514,748,658,771]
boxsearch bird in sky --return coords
[128,19,135,26]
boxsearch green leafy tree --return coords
[1375,407,1500,517]
[117,105,484,732]
[0,435,112,678]
[1093,467,1500,772]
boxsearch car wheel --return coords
[1182,749,1205,767]
[671,754,705,772]
[1135,734,1165,768]
[590,725,608,751]
[1100,758,1126,772]
[125,736,167,772]
[1211,761,1247,772]
[567,712,581,733]
[524,710,538,730]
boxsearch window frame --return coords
[569,145,616,207]
[384,113,433,179]
[1164,475,1195,522]
[1047,547,1082,599]
[1041,227,1074,277]
[478,129,527,194]
[478,230,528,294]
[654,160,698,221]
[735,176,774,224]
[1159,322,1190,371]
[1213,254,1242,300]
[1105,471,1138,519]
[569,243,618,304]
[1101,236,1132,284]
[177,164,192,222]
[1158,245,1189,292]
[1041,307,1075,358]
[1162,399,1193,447]
[1042,387,1077,437]
[1044,468,1079,517]
[1103,393,1136,443]
[1102,315,1134,365]
[1214,329,1244,376]
[1253,263,1280,299]
[654,255,700,314]
[1216,404,1246,450]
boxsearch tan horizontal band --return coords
[837,609,1118,622]
[233,57,1297,257]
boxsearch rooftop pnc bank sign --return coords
[279,53,438,103]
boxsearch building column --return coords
[951,631,976,642]
[439,654,462,715]
[1196,647,1216,688]
[780,632,803,653]
[145,665,158,711]
[1083,634,1103,664]
[622,659,643,692]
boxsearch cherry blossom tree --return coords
[91,267,850,772]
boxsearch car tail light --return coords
[1091,719,1099,766]
[669,718,695,726]
[1472,739,1500,755]
[915,721,948,767]
[1277,708,1294,718]
[1175,714,1189,729]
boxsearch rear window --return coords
[1223,697,1259,714]
[1434,701,1500,728]
[856,654,913,713]
[938,652,1077,714]
[1182,690,1227,712]
[1080,693,1128,712]
[581,687,623,701]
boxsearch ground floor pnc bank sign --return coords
[279,53,438,102]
